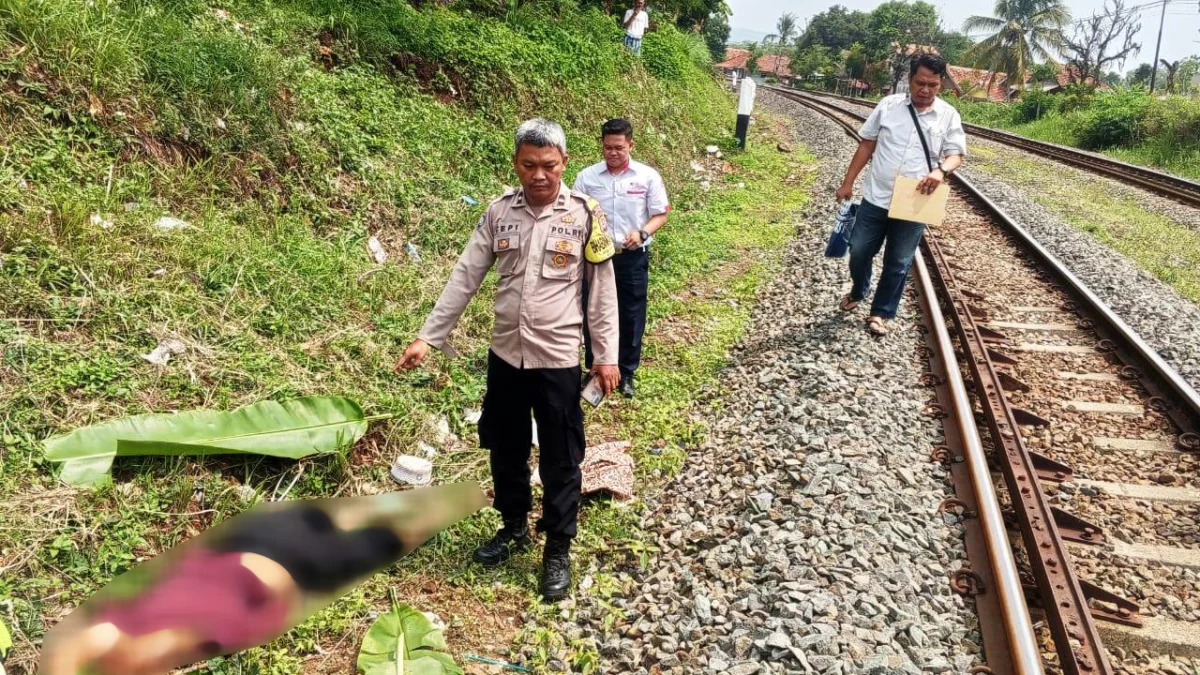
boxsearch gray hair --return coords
[514,118,567,156]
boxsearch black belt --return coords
[614,246,648,255]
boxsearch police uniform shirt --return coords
[418,183,620,369]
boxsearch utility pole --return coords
[1149,0,1168,93]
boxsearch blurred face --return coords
[513,143,567,206]
[602,134,634,172]
[634,0,644,9]
[909,66,943,108]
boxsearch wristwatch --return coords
[639,229,651,244]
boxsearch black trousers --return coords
[584,248,649,381]
[477,351,585,539]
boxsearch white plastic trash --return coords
[390,455,432,486]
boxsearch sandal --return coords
[867,316,889,336]
[839,295,860,311]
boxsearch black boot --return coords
[540,537,572,601]
[473,518,531,567]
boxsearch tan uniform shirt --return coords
[418,183,620,370]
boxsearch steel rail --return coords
[768,87,1178,673]
[769,86,1046,674]
[766,85,1200,428]
[911,252,1046,675]
[789,88,1200,209]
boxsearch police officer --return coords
[395,118,620,601]
[574,118,670,397]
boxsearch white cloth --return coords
[858,94,966,209]
[622,9,649,38]
[573,159,670,248]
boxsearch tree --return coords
[1160,58,1181,93]
[702,10,731,61]
[963,0,1070,96]
[934,29,974,64]
[1126,62,1163,87]
[866,0,940,62]
[793,45,834,83]
[1178,56,1200,95]
[798,6,871,53]
[776,12,799,49]
[1030,61,1060,84]
[844,42,868,78]
[1061,0,1141,85]
[1102,70,1122,87]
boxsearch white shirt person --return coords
[573,118,669,397]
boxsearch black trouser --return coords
[584,247,649,381]
[477,351,585,539]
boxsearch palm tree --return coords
[776,12,798,48]
[963,0,1070,97]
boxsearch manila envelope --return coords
[888,176,950,226]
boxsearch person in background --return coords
[574,118,669,398]
[834,52,966,336]
[622,0,649,54]
[396,119,620,601]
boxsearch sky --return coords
[726,0,1200,73]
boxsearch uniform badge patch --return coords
[561,214,576,224]
[583,198,615,263]
[498,239,510,250]
[555,239,572,253]
[552,253,569,268]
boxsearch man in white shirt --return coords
[622,0,649,54]
[835,53,966,336]
[575,118,670,397]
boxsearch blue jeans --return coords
[847,199,926,319]
[624,35,642,53]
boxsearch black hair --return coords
[601,118,634,141]
[909,52,948,79]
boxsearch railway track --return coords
[777,88,1200,210]
[767,87,1200,675]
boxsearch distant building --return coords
[715,48,793,84]
[945,63,1102,101]
[715,48,750,81]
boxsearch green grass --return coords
[0,1,814,672]
[954,93,1200,180]
[966,151,1200,303]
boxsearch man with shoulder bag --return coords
[834,52,966,336]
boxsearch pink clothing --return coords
[98,549,289,649]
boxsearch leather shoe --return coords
[619,378,636,398]
[540,537,572,601]
[472,519,530,567]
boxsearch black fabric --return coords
[478,350,585,538]
[211,506,404,593]
[907,103,935,172]
[584,247,650,380]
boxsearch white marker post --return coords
[735,77,756,149]
[729,70,739,91]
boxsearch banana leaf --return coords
[357,592,463,675]
[44,396,375,487]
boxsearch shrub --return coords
[1012,89,1058,124]
[1076,89,1150,150]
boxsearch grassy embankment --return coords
[0,1,813,673]
[954,89,1200,180]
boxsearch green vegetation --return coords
[0,0,812,672]
[955,88,1200,179]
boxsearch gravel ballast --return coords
[556,91,982,674]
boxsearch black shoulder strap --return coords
[907,103,935,172]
